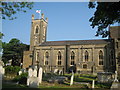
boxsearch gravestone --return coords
[18,71,22,75]
[70,71,74,86]
[59,70,62,75]
[27,67,43,87]
[97,72,114,83]
[28,68,33,77]
[54,69,58,74]
[38,67,42,84]
[33,68,37,77]
[92,80,95,88]
[111,71,119,89]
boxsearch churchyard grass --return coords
[39,81,88,88]
[2,83,28,88]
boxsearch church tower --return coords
[109,26,120,75]
[30,13,48,51]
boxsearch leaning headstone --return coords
[70,71,74,86]
[54,69,58,74]
[59,70,62,75]
[92,80,95,88]
[38,67,43,84]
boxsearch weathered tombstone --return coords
[27,66,43,87]
[59,70,63,75]
[97,72,113,83]
[33,68,37,77]
[111,71,119,89]
[38,67,43,84]
[54,69,58,74]
[70,71,74,86]
[28,68,33,77]
[92,80,95,88]
[18,71,22,75]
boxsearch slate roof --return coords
[39,39,111,46]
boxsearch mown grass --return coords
[39,81,88,88]
[2,83,28,88]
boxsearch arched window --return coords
[83,64,87,69]
[45,52,49,65]
[58,51,62,66]
[99,50,103,65]
[85,51,89,61]
[35,26,39,33]
[36,52,39,61]
[71,51,75,65]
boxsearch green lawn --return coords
[2,73,112,89]
[2,83,28,88]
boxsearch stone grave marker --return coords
[18,71,22,75]
[38,67,43,84]
[59,70,62,75]
[92,80,95,88]
[70,71,74,86]
[27,67,43,87]
[54,69,58,74]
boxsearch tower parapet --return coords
[30,14,48,51]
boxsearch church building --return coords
[23,13,120,74]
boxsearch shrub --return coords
[5,66,21,74]
[13,73,28,84]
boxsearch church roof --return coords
[39,39,111,46]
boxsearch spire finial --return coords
[41,13,44,19]
[32,14,34,20]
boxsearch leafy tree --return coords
[2,38,29,66]
[88,2,120,37]
[0,32,4,39]
[1,2,33,20]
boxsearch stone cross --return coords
[70,70,74,86]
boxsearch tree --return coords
[1,2,33,20]
[2,38,29,66]
[88,2,120,38]
[0,32,4,39]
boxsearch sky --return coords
[2,2,108,45]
